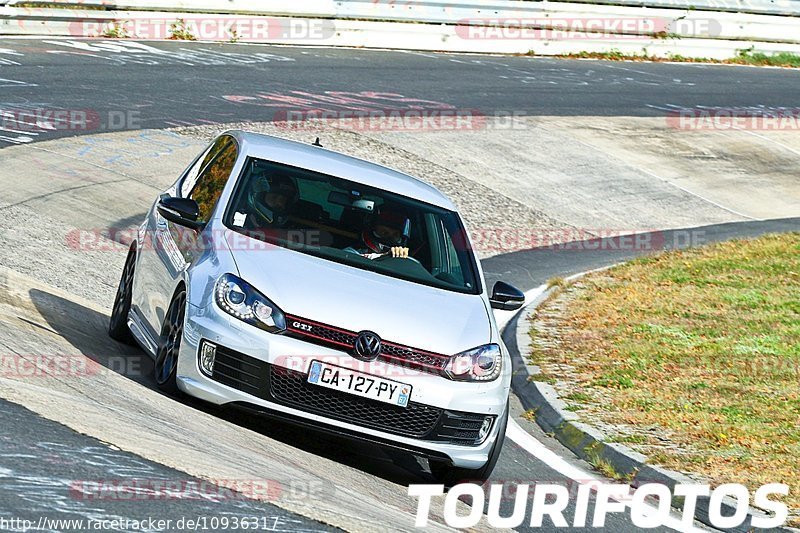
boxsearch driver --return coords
[345,206,411,259]
[247,172,299,227]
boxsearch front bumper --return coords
[176,302,510,469]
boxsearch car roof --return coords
[227,130,456,210]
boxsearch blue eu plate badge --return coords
[308,361,322,383]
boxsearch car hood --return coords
[223,230,490,355]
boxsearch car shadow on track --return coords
[28,287,433,488]
[105,214,148,247]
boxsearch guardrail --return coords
[5,0,800,18]
[2,0,800,58]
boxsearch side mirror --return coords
[157,197,204,230]
[490,281,525,311]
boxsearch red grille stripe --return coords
[286,326,354,349]
[379,353,444,371]
[284,314,450,373]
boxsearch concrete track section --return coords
[364,116,800,223]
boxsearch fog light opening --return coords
[478,417,493,443]
[200,341,217,376]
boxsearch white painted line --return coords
[735,128,800,158]
[646,102,800,160]
[506,419,707,532]
[637,165,759,221]
[0,135,34,144]
[0,125,38,136]
[0,78,37,88]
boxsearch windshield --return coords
[223,158,480,294]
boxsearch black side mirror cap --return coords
[489,281,525,311]
[157,197,204,230]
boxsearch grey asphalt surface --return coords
[481,217,800,290]
[0,38,799,146]
[1,38,798,532]
[0,398,338,533]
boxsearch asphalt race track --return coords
[1,39,799,146]
[0,398,336,532]
[1,38,798,532]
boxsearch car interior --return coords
[223,158,477,293]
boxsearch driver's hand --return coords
[390,246,410,258]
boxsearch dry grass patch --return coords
[529,233,800,524]
[548,49,800,68]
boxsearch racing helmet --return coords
[248,170,299,225]
[362,206,409,254]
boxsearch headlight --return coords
[214,273,286,333]
[444,343,502,382]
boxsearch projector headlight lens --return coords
[444,344,502,382]
[215,273,286,333]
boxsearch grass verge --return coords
[547,48,800,68]
[529,233,800,524]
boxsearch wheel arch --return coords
[172,279,188,303]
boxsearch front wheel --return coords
[109,245,136,344]
[154,289,186,394]
[430,402,509,487]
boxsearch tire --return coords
[430,402,509,487]
[108,245,137,344]
[154,289,186,394]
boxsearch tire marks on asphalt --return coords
[0,398,337,533]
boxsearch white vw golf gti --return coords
[109,131,525,483]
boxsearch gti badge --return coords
[354,331,382,361]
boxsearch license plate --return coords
[307,360,412,408]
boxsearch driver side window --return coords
[179,136,232,198]
[188,136,238,222]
